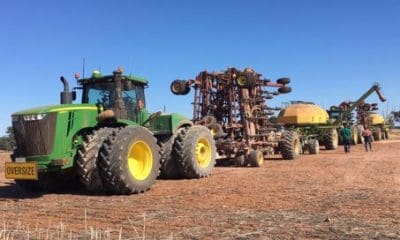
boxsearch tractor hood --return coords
[12,104,99,115]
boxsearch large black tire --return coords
[384,129,389,140]
[158,134,181,179]
[309,139,320,155]
[351,126,358,145]
[76,128,113,193]
[247,150,264,167]
[325,129,339,150]
[278,86,292,94]
[279,130,301,160]
[276,77,290,84]
[373,127,382,141]
[98,127,161,195]
[173,125,216,178]
[234,154,246,167]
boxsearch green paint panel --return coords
[12,104,99,115]
[22,105,100,171]
[147,113,189,135]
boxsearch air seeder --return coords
[278,83,386,152]
[6,67,216,194]
[170,67,300,167]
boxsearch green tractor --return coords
[6,67,216,194]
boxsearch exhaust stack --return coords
[60,76,73,104]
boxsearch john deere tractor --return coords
[6,67,216,195]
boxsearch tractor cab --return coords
[77,68,149,124]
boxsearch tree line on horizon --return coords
[0,127,15,151]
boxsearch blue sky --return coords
[0,0,399,135]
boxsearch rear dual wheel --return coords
[173,126,216,178]
[158,133,181,179]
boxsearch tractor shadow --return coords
[0,182,108,199]
[0,182,43,199]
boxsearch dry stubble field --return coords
[0,131,399,239]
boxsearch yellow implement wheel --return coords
[128,141,153,181]
[170,80,190,95]
[237,75,247,87]
[248,150,264,167]
[236,73,256,88]
[257,152,264,166]
[171,81,181,93]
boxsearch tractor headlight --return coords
[23,113,47,121]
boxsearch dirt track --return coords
[1,134,400,239]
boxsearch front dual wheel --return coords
[98,127,160,195]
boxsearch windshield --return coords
[329,111,340,119]
[82,81,146,121]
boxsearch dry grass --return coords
[0,210,151,240]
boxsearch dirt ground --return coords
[1,131,400,239]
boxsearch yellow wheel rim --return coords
[210,127,218,136]
[127,141,153,181]
[237,76,247,86]
[195,137,212,168]
[257,152,264,166]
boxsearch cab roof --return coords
[78,74,148,86]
